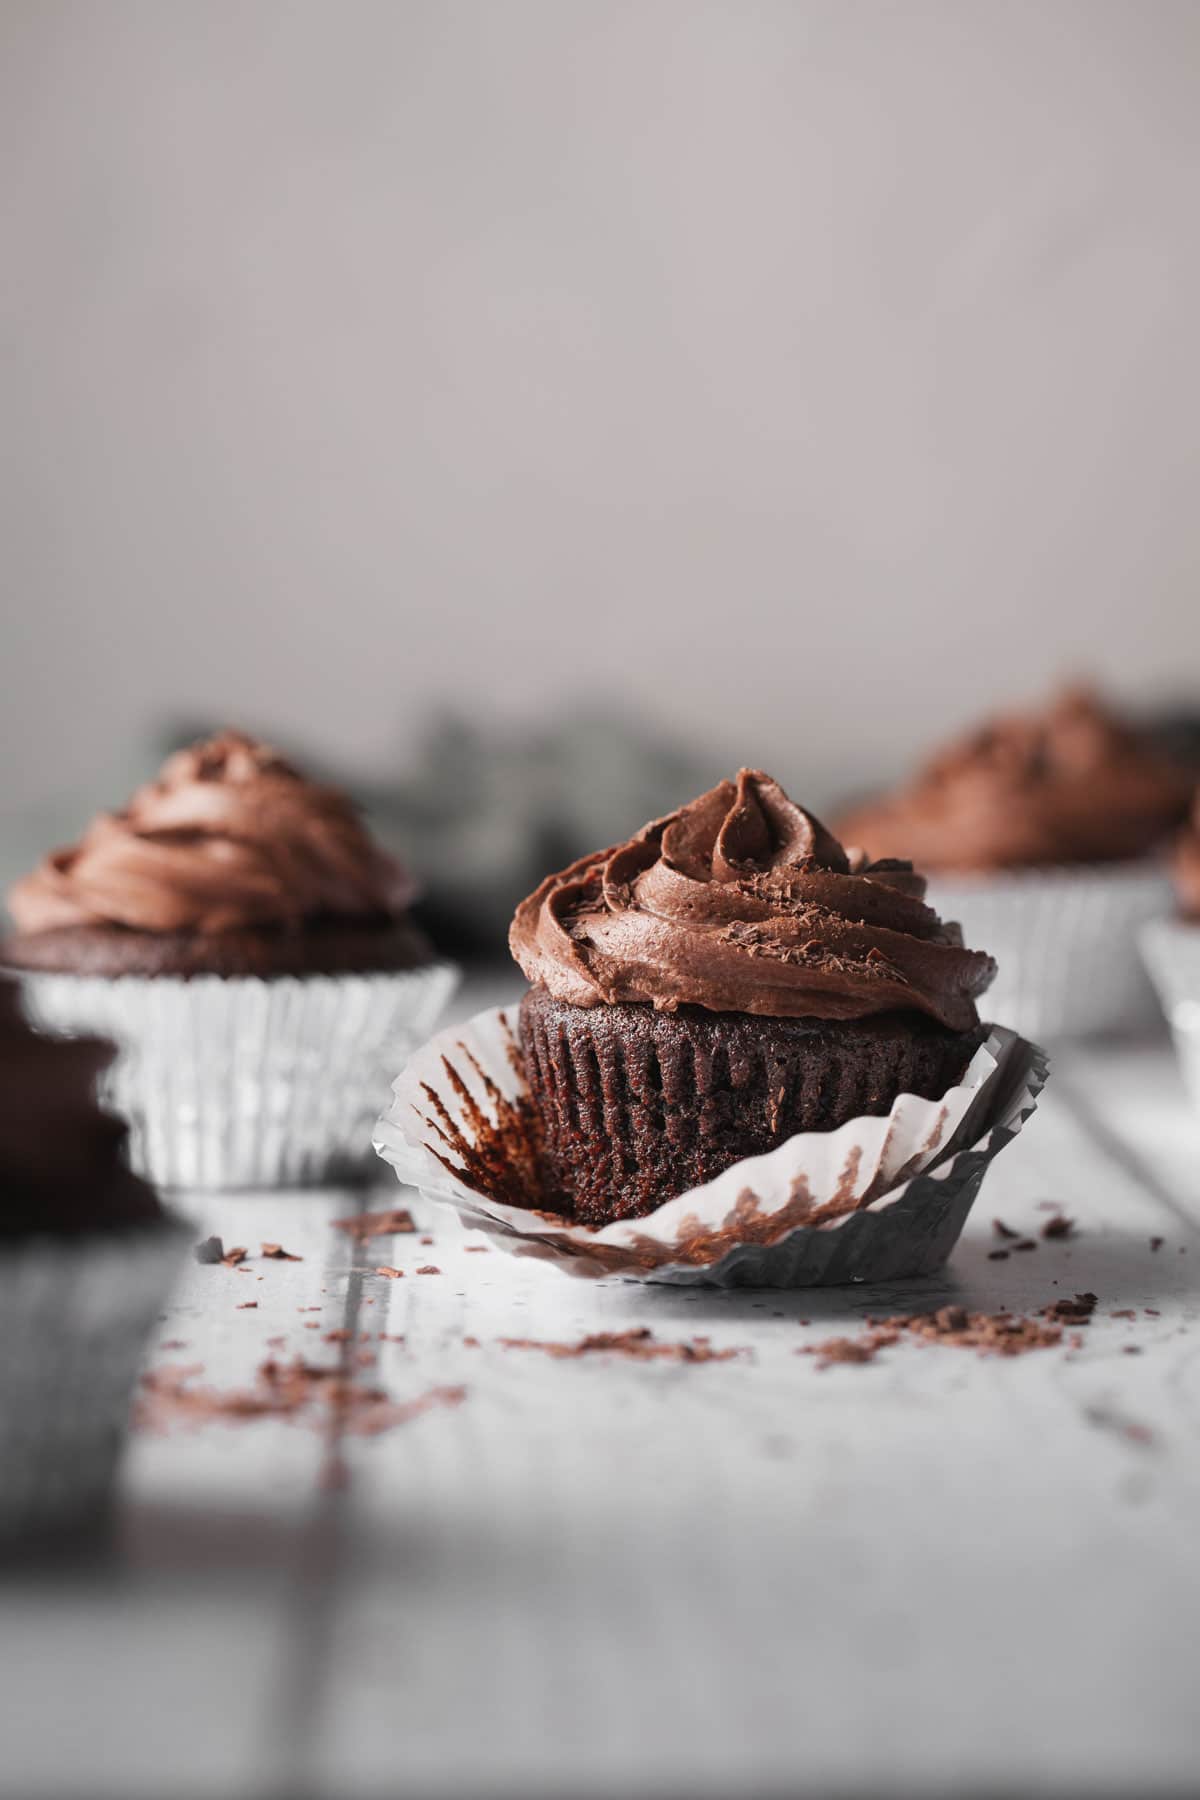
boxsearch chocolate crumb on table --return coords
[375,1266,404,1279]
[993,1220,1020,1240]
[136,1358,466,1438]
[500,1328,745,1363]
[988,1250,1010,1262]
[801,1295,1106,1367]
[1041,1215,1076,1240]
[331,1207,417,1240]
[261,1242,303,1261]
[416,1265,441,1275]
[1151,1236,1164,1252]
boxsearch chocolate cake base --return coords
[519,985,983,1227]
[0,916,434,980]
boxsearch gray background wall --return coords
[3,0,1198,815]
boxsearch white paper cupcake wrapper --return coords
[928,862,1172,1041]
[0,1217,189,1538]
[15,964,458,1189]
[374,1005,1048,1287]
[1140,918,1200,1113]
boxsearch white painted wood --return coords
[4,986,1200,1799]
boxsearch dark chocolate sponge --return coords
[519,984,983,1227]
[1,916,435,980]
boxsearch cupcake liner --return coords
[16,964,458,1189]
[373,1004,1048,1287]
[927,861,1172,1042]
[0,1217,189,1539]
[1139,919,1200,1112]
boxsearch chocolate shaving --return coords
[261,1243,302,1261]
[416,1265,442,1275]
[1012,1239,1038,1252]
[464,1245,489,1254]
[137,1356,465,1438]
[992,1219,1020,1240]
[801,1295,1096,1364]
[222,1245,248,1266]
[331,1207,417,1241]
[500,1328,744,1363]
[1150,1236,1164,1252]
[1040,1215,1075,1240]
[987,1249,1010,1261]
[375,1266,404,1279]
[236,1303,258,1311]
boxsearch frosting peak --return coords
[510,770,995,1030]
[836,687,1192,872]
[8,732,413,938]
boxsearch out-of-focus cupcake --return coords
[510,768,997,1225]
[0,980,184,1539]
[835,687,1192,1041]
[3,733,457,1187]
[1140,790,1200,1109]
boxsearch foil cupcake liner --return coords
[374,1004,1048,1287]
[927,861,1172,1042]
[1140,918,1200,1112]
[16,964,458,1189]
[0,1217,189,1539]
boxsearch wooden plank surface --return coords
[2,981,1199,1799]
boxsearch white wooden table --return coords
[4,977,1199,1800]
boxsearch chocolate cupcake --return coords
[836,687,1192,1041]
[509,769,996,1225]
[3,734,457,1187]
[0,980,184,1537]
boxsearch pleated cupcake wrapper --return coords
[927,862,1173,1042]
[374,1004,1049,1287]
[1139,919,1200,1114]
[16,964,458,1190]
[0,1217,189,1539]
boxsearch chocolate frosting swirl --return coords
[8,733,413,937]
[510,770,995,1030]
[836,687,1192,872]
[0,980,160,1235]
[1173,791,1200,921]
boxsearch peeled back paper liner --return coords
[0,1216,189,1540]
[16,963,458,1190]
[927,861,1172,1042]
[374,1004,1049,1287]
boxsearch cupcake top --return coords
[8,732,413,939]
[0,981,160,1237]
[510,768,996,1031]
[835,687,1192,873]
[1173,791,1200,921]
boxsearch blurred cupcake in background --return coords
[3,733,457,1186]
[835,687,1192,1041]
[0,980,185,1540]
[1140,790,1200,1110]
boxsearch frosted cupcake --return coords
[3,733,457,1186]
[374,770,1046,1286]
[0,980,184,1537]
[1140,790,1200,1109]
[836,688,1191,1040]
